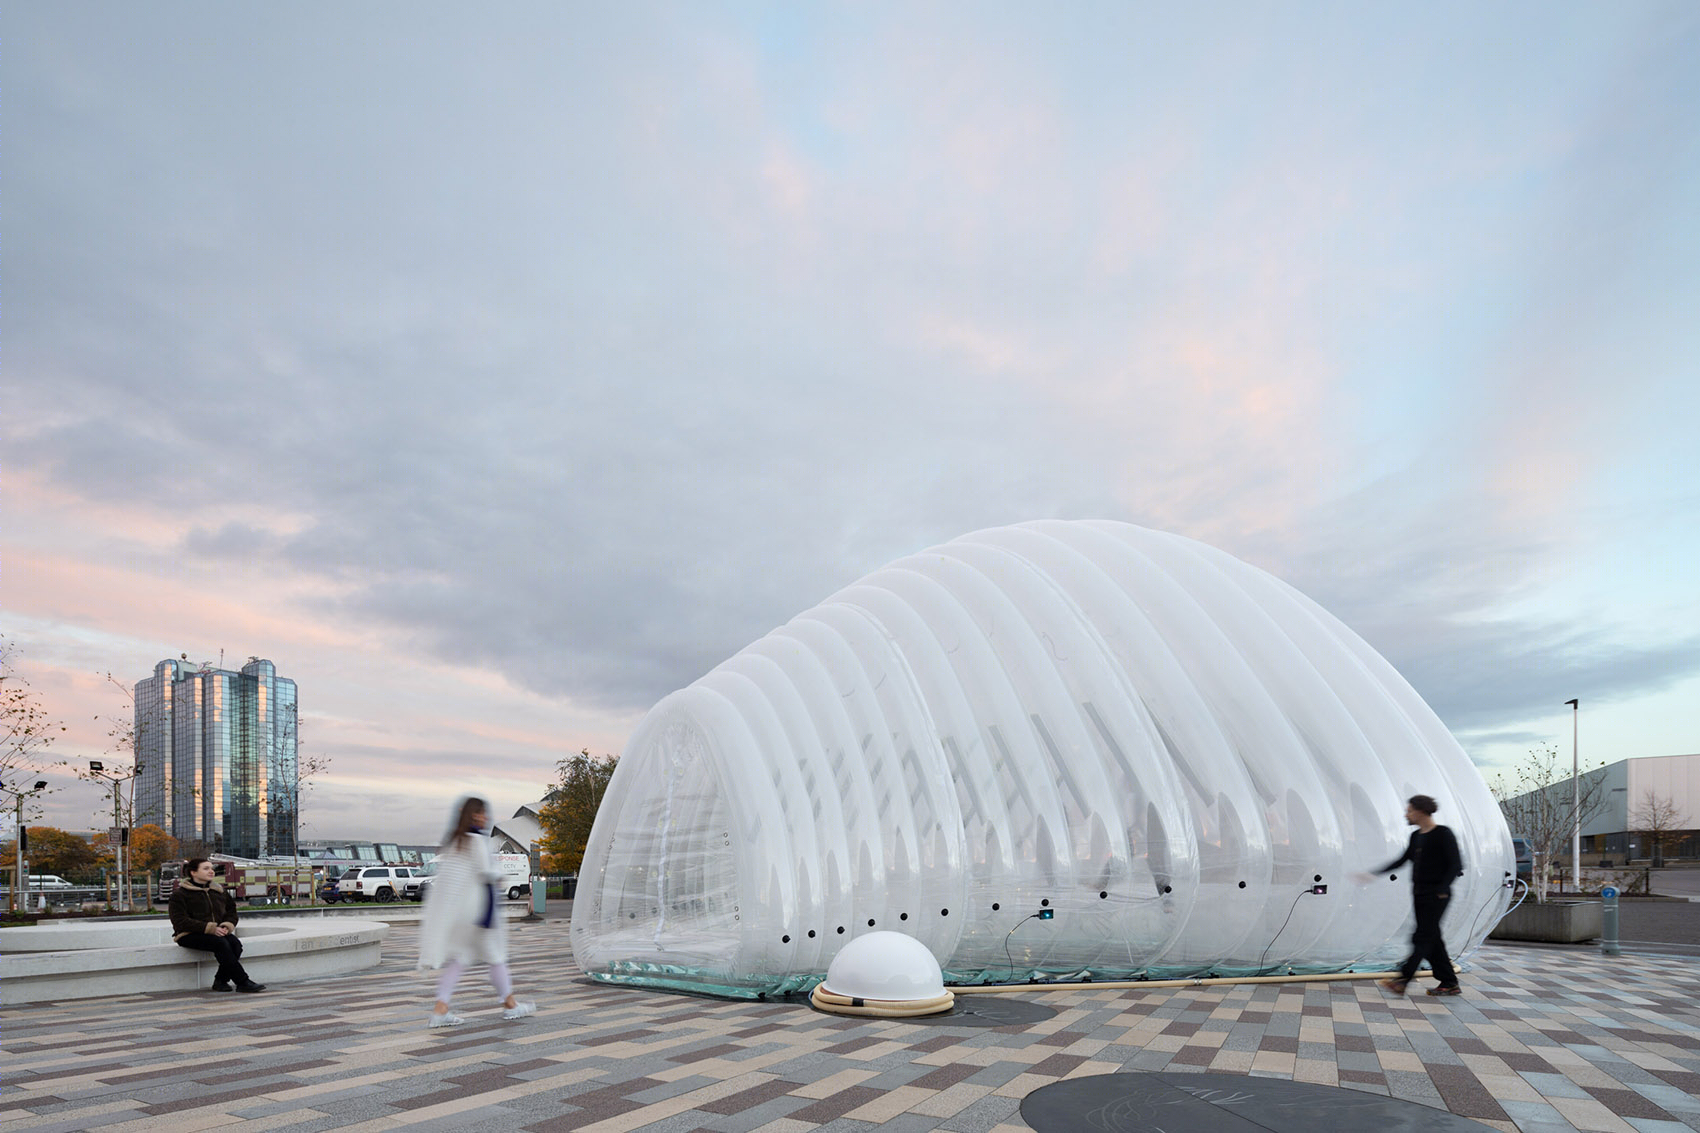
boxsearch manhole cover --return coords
[1021,1072,1497,1132]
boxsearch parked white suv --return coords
[336,866,419,903]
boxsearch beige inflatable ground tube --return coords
[810,984,957,1017]
[955,969,1432,994]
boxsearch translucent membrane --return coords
[571,521,1513,996]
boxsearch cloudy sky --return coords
[6,3,1697,844]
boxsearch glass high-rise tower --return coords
[133,657,298,859]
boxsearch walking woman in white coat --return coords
[418,796,536,1028]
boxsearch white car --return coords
[335,865,420,903]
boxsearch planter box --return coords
[1489,899,1602,943]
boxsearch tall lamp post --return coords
[1565,698,1580,893]
[90,760,140,911]
[5,779,50,912]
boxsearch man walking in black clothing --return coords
[1365,794,1463,997]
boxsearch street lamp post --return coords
[1565,699,1580,893]
[7,780,50,912]
[90,760,140,912]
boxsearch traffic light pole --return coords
[90,764,132,912]
[12,792,22,913]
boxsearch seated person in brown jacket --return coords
[168,858,266,993]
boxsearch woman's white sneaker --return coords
[428,1012,465,1029]
[501,1002,537,1020]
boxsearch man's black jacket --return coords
[1376,825,1463,894]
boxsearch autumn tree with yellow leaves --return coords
[537,749,618,874]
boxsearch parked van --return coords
[28,875,74,889]
[495,853,532,900]
[410,855,529,901]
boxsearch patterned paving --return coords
[2,913,1697,1132]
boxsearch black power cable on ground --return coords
[1004,911,1049,980]
[1457,874,1527,965]
[1253,884,1323,976]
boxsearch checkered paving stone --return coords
[3,915,1698,1132]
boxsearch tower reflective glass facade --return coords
[133,657,298,858]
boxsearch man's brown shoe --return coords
[1377,978,1408,996]
[1427,984,1462,997]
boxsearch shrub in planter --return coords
[1583,868,1649,896]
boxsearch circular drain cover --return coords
[1021,1072,1496,1132]
[810,994,1055,1027]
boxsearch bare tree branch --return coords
[1,638,67,814]
[1629,789,1690,867]
[1491,744,1611,901]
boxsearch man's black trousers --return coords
[1399,890,1458,986]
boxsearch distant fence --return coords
[2,874,156,911]
[539,875,579,900]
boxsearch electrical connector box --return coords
[1310,884,1327,895]
[1037,908,1054,920]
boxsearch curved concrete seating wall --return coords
[0,921,287,951]
[0,918,389,1004]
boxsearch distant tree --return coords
[280,742,331,858]
[1,637,66,817]
[538,749,618,874]
[1630,790,1690,868]
[53,672,163,910]
[57,673,155,830]
[178,837,215,860]
[93,824,181,872]
[1492,744,1611,901]
[8,826,98,876]
[1,642,65,908]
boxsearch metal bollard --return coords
[531,876,546,915]
[1600,885,1621,956]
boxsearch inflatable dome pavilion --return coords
[571,520,1513,997]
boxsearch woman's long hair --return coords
[443,796,488,852]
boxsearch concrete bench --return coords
[0,918,389,1004]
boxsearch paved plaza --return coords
[3,909,1697,1133]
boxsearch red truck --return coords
[157,858,317,903]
